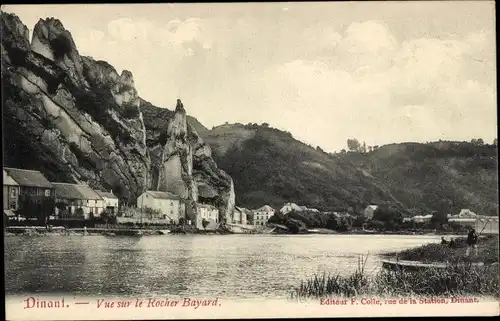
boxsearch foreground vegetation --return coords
[291,236,500,300]
[382,235,499,264]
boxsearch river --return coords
[4,234,447,299]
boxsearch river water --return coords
[4,234,447,299]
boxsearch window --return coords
[11,188,16,197]
[45,189,50,197]
[9,201,16,210]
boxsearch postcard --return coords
[1,1,499,320]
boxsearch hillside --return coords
[200,123,498,215]
[201,123,402,212]
[336,141,498,216]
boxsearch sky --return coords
[3,2,497,152]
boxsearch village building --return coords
[95,190,119,214]
[253,205,275,226]
[137,191,185,224]
[52,183,105,219]
[196,203,219,229]
[3,168,54,209]
[457,209,477,218]
[231,206,249,225]
[280,202,302,214]
[363,205,378,220]
[3,169,20,212]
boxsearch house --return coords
[95,190,119,214]
[3,170,20,211]
[52,183,105,219]
[422,214,433,222]
[253,205,275,226]
[280,203,302,214]
[457,209,477,218]
[231,206,249,225]
[363,205,378,220]
[196,203,219,229]
[3,168,54,210]
[137,190,185,224]
[412,215,425,223]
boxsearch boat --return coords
[225,223,256,234]
[381,259,485,272]
[158,229,171,235]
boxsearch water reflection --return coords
[5,234,444,299]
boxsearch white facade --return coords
[280,203,302,214]
[232,207,248,225]
[198,204,219,223]
[196,203,219,229]
[137,191,184,224]
[96,190,120,214]
[253,205,275,226]
[103,197,119,210]
[363,205,378,220]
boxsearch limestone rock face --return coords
[142,99,235,222]
[2,12,235,219]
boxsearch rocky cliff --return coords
[1,13,235,220]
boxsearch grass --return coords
[291,236,500,300]
[382,235,499,264]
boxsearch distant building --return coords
[280,203,302,214]
[3,167,54,209]
[3,170,20,211]
[95,190,119,214]
[231,206,249,225]
[196,203,219,229]
[363,205,378,220]
[253,205,275,226]
[137,191,185,224]
[422,214,433,222]
[457,209,477,218]
[52,183,105,219]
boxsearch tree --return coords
[493,138,497,146]
[471,138,484,146]
[202,218,209,229]
[368,146,373,152]
[75,208,84,219]
[362,141,367,153]
[347,138,361,152]
[262,123,269,128]
[432,199,451,224]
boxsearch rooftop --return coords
[256,205,275,212]
[3,170,19,186]
[52,183,103,200]
[198,203,218,210]
[4,167,53,188]
[95,190,119,199]
[144,190,181,200]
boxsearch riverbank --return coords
[292,235,500,300]
[381,234,499,264]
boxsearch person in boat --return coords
[466,228,478,257]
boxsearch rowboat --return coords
[381,259,485,272]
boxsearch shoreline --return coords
[292,235,500,300]
[3,227,474,237]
